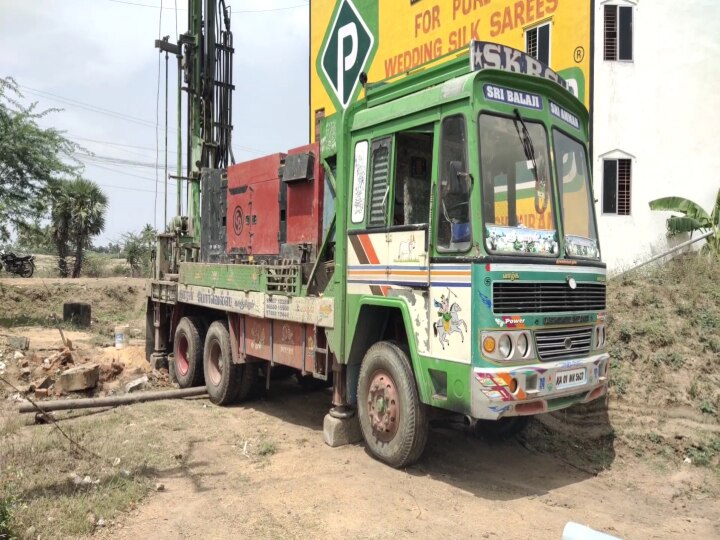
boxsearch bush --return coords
[0,496,16,540]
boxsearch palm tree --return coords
[51,179,108,277]
[649,188,720,255]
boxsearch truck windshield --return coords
[479,113,558,256]
[553,129,600,259]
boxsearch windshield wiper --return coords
[513,108,548,214]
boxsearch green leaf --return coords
[649,196,711,223]
[665,216,706,236]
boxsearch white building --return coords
[592,0,720,271]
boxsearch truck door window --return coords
[392,127,433,226]
[367,137,392,228]
[437,116,471,252]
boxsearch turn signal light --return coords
[483,336,496,353]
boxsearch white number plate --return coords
[555,368,586,389]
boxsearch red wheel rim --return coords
[176,335,189,376]
[367,369,400,442]
[207,339,222,386]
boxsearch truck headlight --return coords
[498,334,513,358]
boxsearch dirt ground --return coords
[87,387,718,540]
[2,260,719,539]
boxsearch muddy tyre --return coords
[474,416,530,440]
[20,261,34,278]
[203,320,242,405]
[171,316,205,388]
[357,341,429,468]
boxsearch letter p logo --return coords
[321,0,374,109]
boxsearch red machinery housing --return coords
[225,143,324,260]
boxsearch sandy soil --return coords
[91,384,719,540]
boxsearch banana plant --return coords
[649,188,720,255]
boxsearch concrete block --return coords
[58,364,99,392]
[323,413,363,447]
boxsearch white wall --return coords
[593,0,720,272]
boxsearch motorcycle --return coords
[0,250,35,278]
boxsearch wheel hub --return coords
[367,370,400,442]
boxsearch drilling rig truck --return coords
[146,0,609,468]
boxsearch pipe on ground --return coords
[18,386,207,414]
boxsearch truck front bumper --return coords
[470,353,610,420]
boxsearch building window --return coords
[604,5,633,61]
[526,23,551,66]
[602,159,632,215]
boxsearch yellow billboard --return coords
[310,0,591,139]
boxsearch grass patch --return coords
[0,401,199,539]
[685,436,720,467]
[0,496,16,540]
[652,351,685,369]
[257,441,277,457]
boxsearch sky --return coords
[0,0,310,244]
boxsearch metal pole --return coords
[18,386,208,414]
[177,53,182,218]
[611,230,713,279]
[164,50,169,229]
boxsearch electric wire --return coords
[106,0,308,13]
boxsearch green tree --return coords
[649,188,720,255]
[122,224,156,277]
[0,77,81,240]
[51,179,108,277]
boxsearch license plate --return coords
[555,368,586,389]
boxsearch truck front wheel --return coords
[171,316,205,388]
[357,341,429,468]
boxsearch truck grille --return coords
[492,282,606,314]
[535,327,593,361]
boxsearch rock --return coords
[70,472,83,485]
[113,457,121,466]
[125,375,149,393]
[20,367,32,379]
[58,364,99,392]
[155,483,165,492]
[0,361,6,374]
[13,351,24,360]
[96,518,106,527]
[19,358,29,368]
[35,388,49,399]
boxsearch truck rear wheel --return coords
[357,341,428,468]
[203,320,242,405]
[171,316,205,388]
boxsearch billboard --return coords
[310,0,591,139]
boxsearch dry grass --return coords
[0,401,198,539]
[606,254,720,467]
